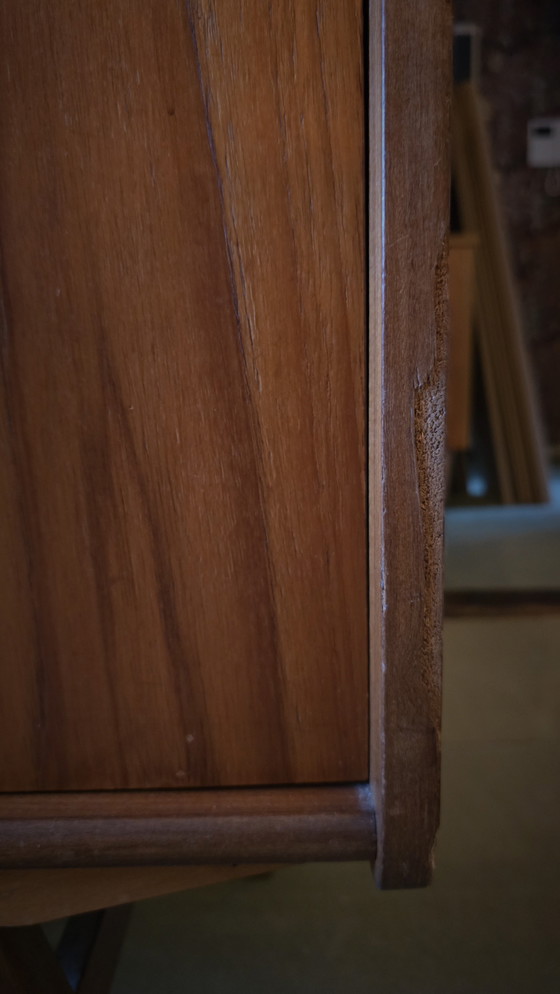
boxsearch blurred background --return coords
[449,0,559,504]
[455,0,560,461]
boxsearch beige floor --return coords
[101,487,560,991]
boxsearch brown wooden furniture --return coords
[1,906,131,993]
[0,0,450,931]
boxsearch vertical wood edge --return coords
[369,0,452,888]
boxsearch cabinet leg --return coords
[63,906,132,994]
[0,924,72,993]
[0,905,131,994]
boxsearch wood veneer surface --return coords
[0,1,367,790]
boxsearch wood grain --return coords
[0,1,367,790]
[0,786,376,869]
[0,1,448,886]
[369,0,451,887]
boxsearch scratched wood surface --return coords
[369,0,450,887]
[0,1,367,791]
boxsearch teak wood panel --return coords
[0,1,367,791]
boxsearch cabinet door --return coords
[0,0,449,888]
[0,1,367,791]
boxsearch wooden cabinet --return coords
[0,1,450,888]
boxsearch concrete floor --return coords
[104,485,560,992]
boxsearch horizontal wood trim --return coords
[0,786,376,869]
[445,589,560,618]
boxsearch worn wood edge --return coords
[0,785,376,869]
[368,0,451,888]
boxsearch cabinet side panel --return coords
[369,0,451,887]
[0,1,367,789]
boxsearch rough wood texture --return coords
[0,0,367,791]
[369,0,451,887]
[0,865,280,927]
[0,786,376,869]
